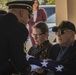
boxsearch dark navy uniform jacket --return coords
[0,13,30,74]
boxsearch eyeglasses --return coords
[55,29,72,35]
[31,33,45,38]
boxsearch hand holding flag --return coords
[26,54,66,72]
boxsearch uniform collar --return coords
[6,13,18,21]
[37,40,50,49]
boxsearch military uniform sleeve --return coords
[8,22,30,74]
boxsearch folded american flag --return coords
[26,54,41,71]
[26,54,66,72]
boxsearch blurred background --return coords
[0,0,55,10]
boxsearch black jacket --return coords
[48,40,76,75]
[0,13,30,74]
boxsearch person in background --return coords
[28,0,47,46]
[28,21,52,75]
[27,21,76,75]
[0,0,34,74]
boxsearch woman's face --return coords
[33,0,39,9]
[32,28,48,45]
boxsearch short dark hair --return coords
[32,21,49,33]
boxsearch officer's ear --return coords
[19,10,23,18]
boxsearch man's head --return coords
[32,21,49,45]
[6,0,34,25]
[52,21,76,47]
